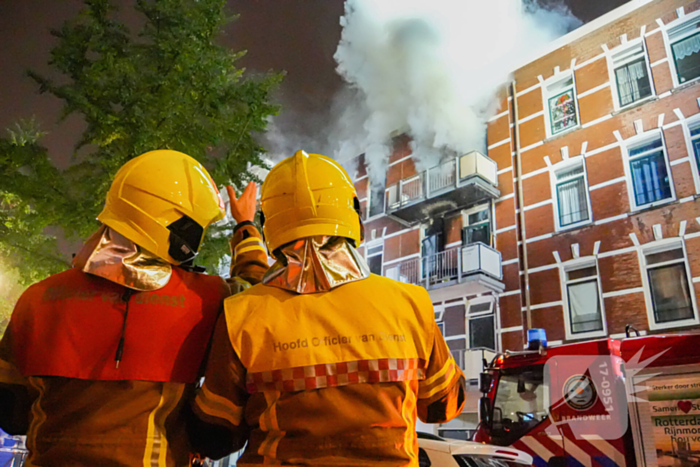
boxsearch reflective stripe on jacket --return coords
[194,274,466,466]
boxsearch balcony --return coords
[386,151,500,225]
[385,242,504,299]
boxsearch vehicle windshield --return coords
[490,365,548,444]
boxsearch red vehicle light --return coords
[495,450,518,457]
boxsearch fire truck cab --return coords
[475,330,700,467]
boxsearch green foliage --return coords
[0,135,73,284]
[0,0,281,283]
[7,117,46,147]
[0,263,25,336]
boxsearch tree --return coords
[0,0,281,287]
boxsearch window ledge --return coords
[565,330,607,342]
[673,77,700,94]
[364,213,387,223]
[543,125,581,144]
[612,95,659,116]
[648,318,700,332]
[555,219,594,235]
[549,220,596,239]
[628,197,676,215]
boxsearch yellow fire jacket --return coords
[193,274,466,466]
[0,223,268,467]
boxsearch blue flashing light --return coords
[527,328,547,350]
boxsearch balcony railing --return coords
[386,151,498,211]
[385,242,502,288]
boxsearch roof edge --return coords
[512,0,657,73]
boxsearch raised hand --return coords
[227,181,258,224]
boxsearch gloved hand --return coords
[227,182,257,224]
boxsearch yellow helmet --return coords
[261,150,363,253]
[97,150,225,265]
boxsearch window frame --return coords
[466,296,496,351]
[606,39,655,111]
[664,10,700,88]
[365,240,384,276]
[682,114,700,195]
[560,258,607,341]
[434,304,445,322]
[621,130,676,211]
[549,156,593,232]
[542,72,581,139]
[366,177,388,220]
[461,203,492,246]
[639,239,699,330]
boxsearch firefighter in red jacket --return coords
[192,150,466,466]
[0,150,268,466]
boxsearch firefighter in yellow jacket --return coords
[192,150,466,466]
[0,150,268,466]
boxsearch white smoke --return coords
[332,0,581,184]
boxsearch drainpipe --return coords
[511,81,533,341]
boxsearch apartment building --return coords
[344,0,700,437]
[491,0,700,351]
[348,143,502,438]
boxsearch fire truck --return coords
[474,329,700,467]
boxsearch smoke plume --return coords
[332,0,580,183]
[263,1,580,188]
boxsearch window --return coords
[668,16,700,85]
[368,177,387,218]
[422,219,445,281]
[462,204,491,246]
[545,74,579,136]
[564,263,604,336]
[689,120,700,171]
[366,243,383,276]
[552,159,591,230]
[490,366,547,445]
[644,244,695,325]
[626,134,673,209]
[467,298,495,351]
[435,306,446,336]
[611,43,653,107]
[434,306,445,322]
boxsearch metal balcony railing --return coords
[384,242,502,288]
[386,151,498,210]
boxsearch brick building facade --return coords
[492,0,700,350]
[344,0,700,437]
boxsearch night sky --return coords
[0,0,629,167]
